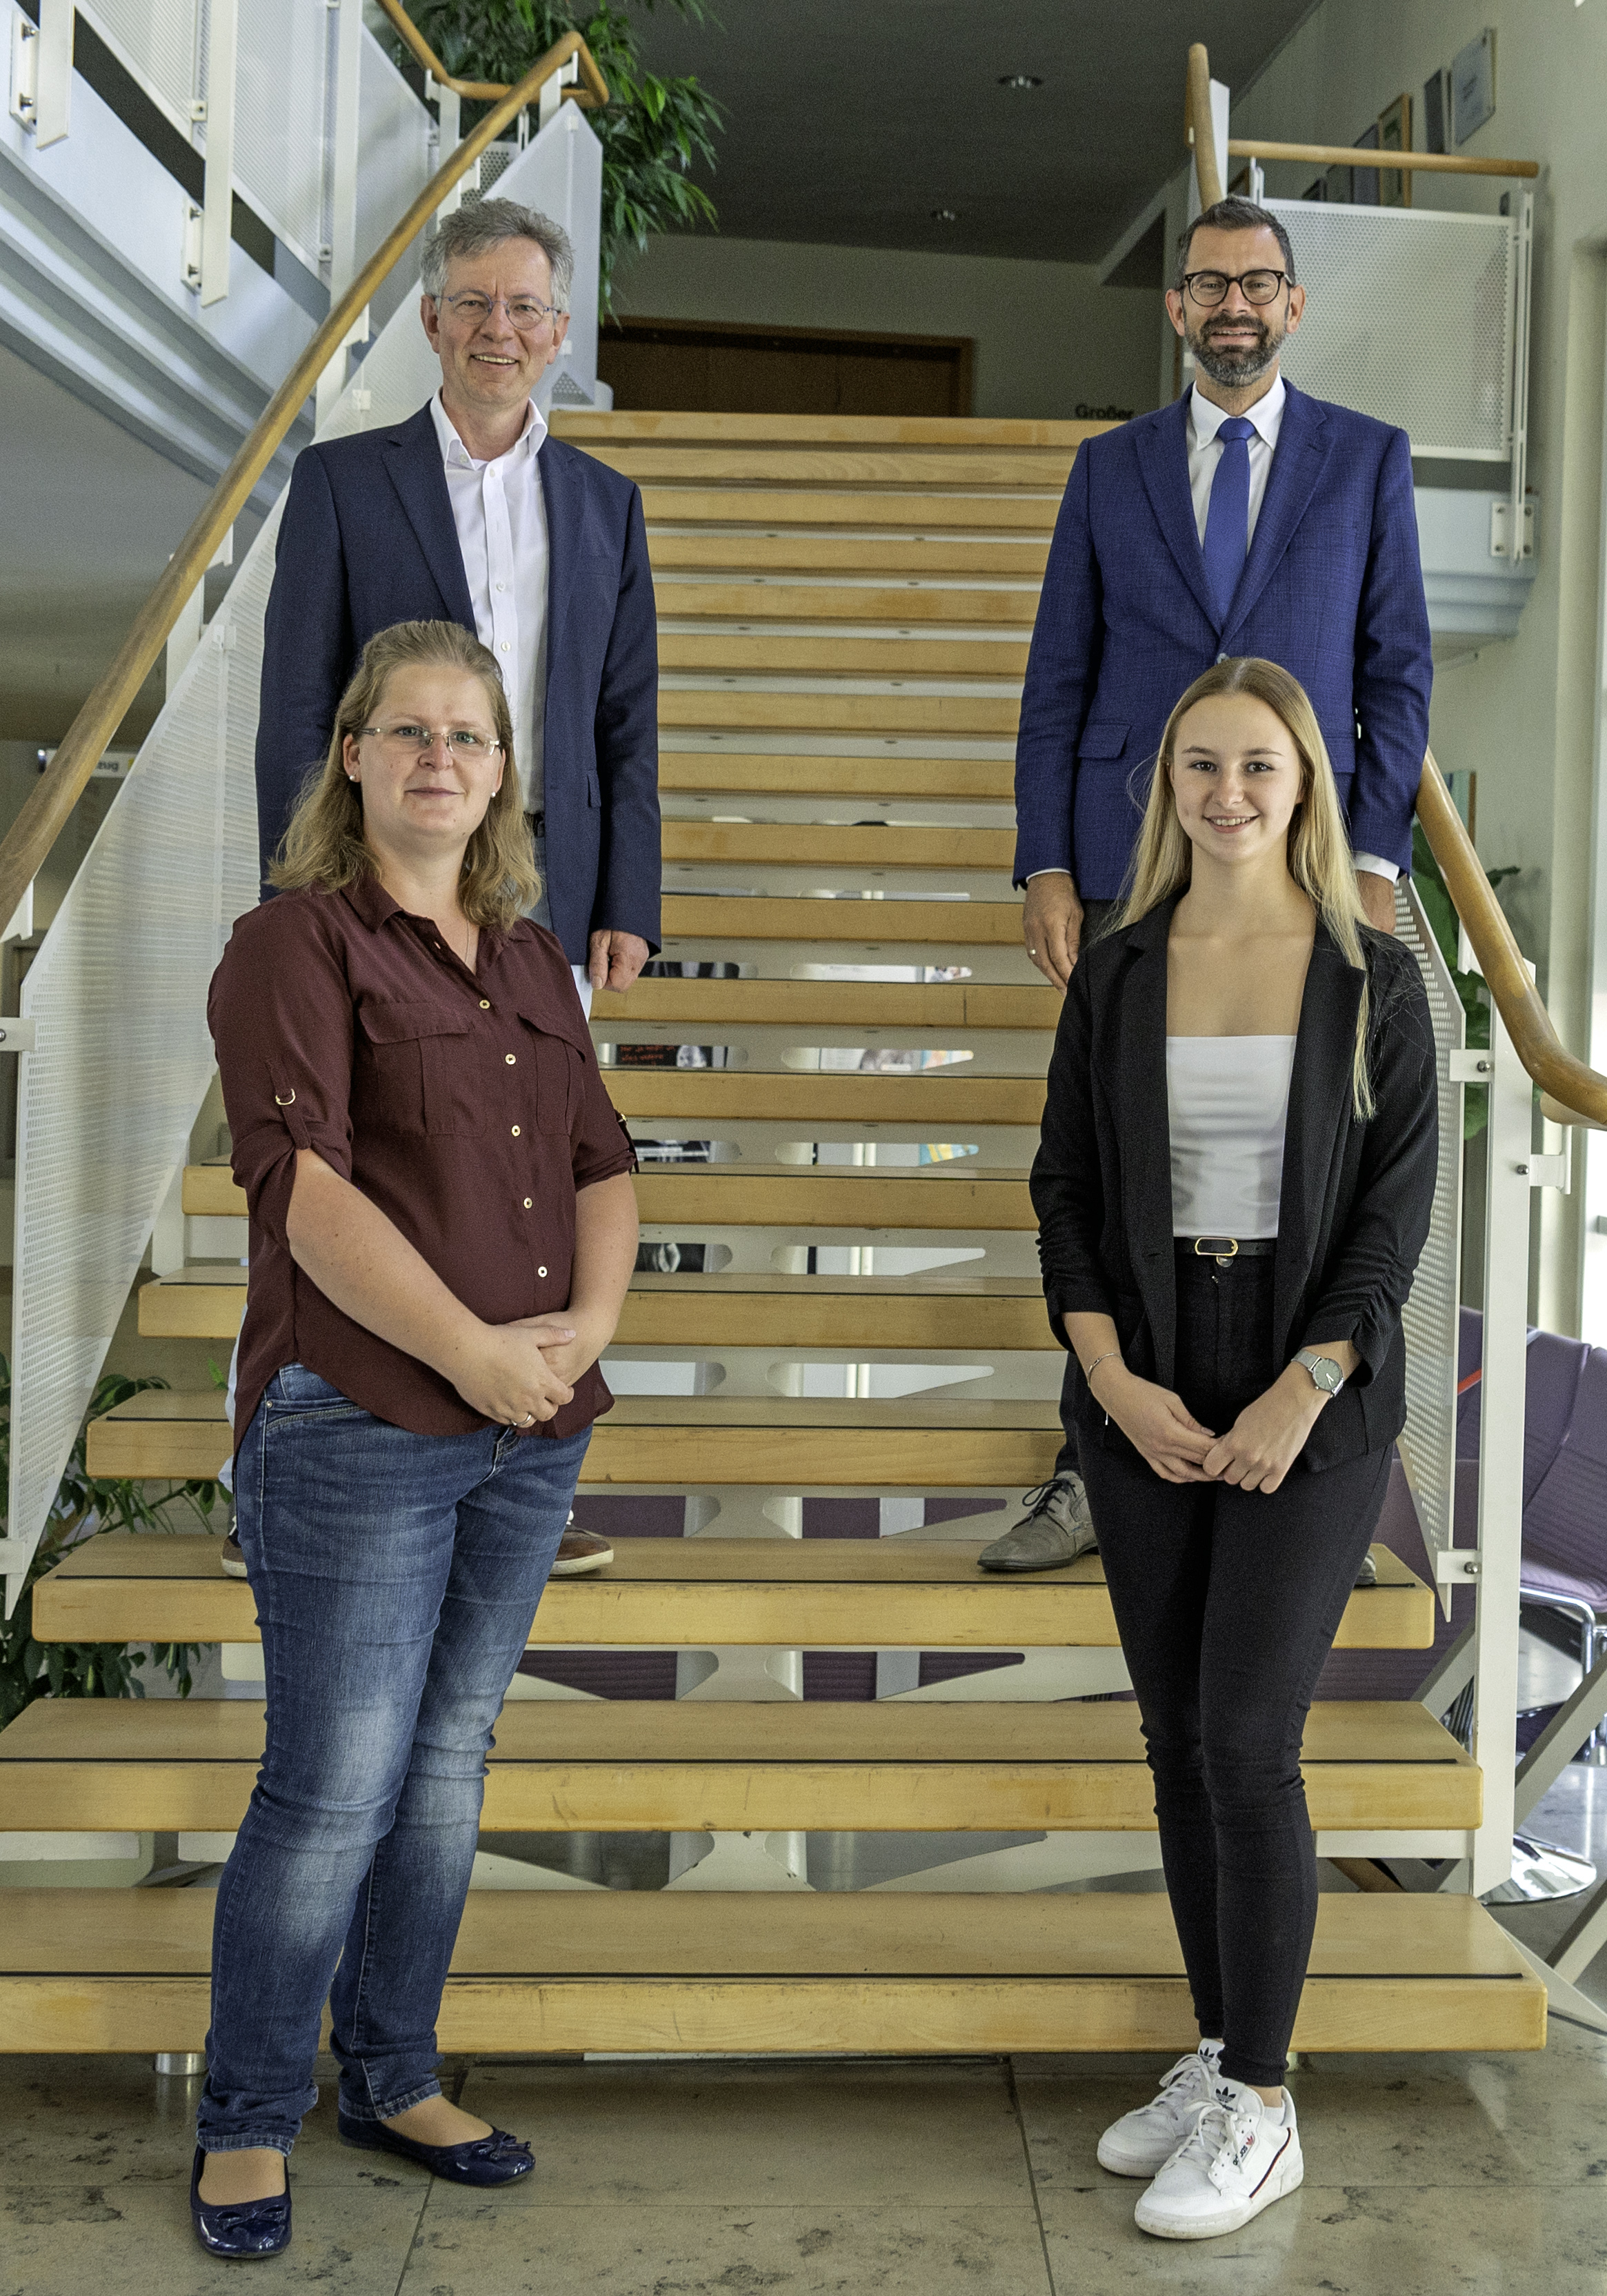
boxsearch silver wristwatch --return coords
[1295,1348,1346,1397]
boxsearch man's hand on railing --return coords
[1357,873,1397,935]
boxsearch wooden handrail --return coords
[1185,43,1223,210]
[0,28,607,941]
[1228,137,1537,181]
[1417,754,1607,1130]
[372,0,608,108]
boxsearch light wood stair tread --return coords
[95,1393,1061,1432]
[640,490,1059,533]
[30,1536,1434,1653]
[657,755,1017,797]
[138,1270,1046,1299]
[660,823,1017,867]
[557,412,1104,447]
[606,1076,1044,1121]
[649,538,1050,579]
[659,895,1023,941]
[602,450,1076,488]
[655,583,1039,626]
[659,697,1021,736]
[0,1890,1546,2058]
[600,981,1053,1024]
[661,634,1027,679]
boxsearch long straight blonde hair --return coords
[1121,656,1377,1117]
[270,620,539,929]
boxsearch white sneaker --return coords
[1095,2042,1224,2177]
[1135,2079,1303,2241]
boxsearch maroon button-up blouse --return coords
[208,875,637,1454]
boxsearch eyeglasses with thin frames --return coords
[1180,268,1290,308]
[359,723,504,759]
[435,290,561,332]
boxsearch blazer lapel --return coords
[538,437,575,708]
[1273,921,1363,1351]
[1222,384,1333,636]
[1115,899,1179,1385]
[1133,399,1221,632]
[383,406,476,630]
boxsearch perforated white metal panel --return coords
[232,0,328,268]
[77,0,199,134]
[1265,199,1516,459]
[1395,878,1466,1609]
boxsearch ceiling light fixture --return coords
[998,72,1044,89]
[930,208,960,221]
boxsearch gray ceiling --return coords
[633,0,1317,264]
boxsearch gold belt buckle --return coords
[1194,1235,1239,1268]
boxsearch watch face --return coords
[1308,1355,1343,1393]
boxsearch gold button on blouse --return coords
[511,1125,521,1137]
[479,999,490,1010]
[537,1265,548,1277]
[523,1199,533,1210]
[505,1053,517,1065]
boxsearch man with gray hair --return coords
[255,197,660,1004]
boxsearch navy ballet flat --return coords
[337,2110,534,2185]
[190,2146,292,2259]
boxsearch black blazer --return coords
[1030,897,1439,1472]
[254,405,661,965]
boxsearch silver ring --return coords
[521,1412,536,1427]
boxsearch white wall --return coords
[610,234,1160,421]
[1227,1,1607,1335]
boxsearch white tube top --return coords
[1166,1035,1297,1238]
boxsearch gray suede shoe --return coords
[977,1476,1099,1573]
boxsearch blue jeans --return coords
[197,1364,588,2155]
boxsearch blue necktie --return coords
[1201,416,1256,624]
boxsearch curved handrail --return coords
[1417,753,1607,1130]
[1227,137,1537,181]
[0,28,608,939]
[372,0,608,108]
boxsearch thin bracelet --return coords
[1082,1349,1121,1399]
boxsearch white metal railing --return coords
[1,108,604,1608]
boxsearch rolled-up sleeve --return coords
[571,1033,639,1193]
[207,899,357,1246]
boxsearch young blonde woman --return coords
[193,621,638,2258]
[1031,657,1437,2241]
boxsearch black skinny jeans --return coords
[1077,1250,1391,2089]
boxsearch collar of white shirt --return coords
[429,390,548,471]
[1188,372,1286,454]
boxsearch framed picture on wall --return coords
[1353,121,1379,206]
[1378,94,1413,206]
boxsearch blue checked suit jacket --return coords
[1012,383,1432,899]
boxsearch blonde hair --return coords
[1121,656,1376,1118]
[270,620,539,929]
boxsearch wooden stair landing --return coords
[0,1699,1481,1837]
[0,1890,1545,2055]
[32,1535,1436,1652]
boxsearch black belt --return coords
[526,810,545,840]
[1175,1235,1277,1265]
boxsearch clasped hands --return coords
[452,1310,609,1428]
[1090,1359,1330,1493]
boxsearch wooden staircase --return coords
[9,410,1543,2055]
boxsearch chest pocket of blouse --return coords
[357,999,486,1138]
[517,1005,585,1135]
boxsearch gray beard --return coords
[1190,329,1281,389]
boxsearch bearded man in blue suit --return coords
[983,196,1433,1575]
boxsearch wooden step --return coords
[605,1077,1044,1125]
[639,490,1059,534]
[659,752,1016,799]
[597,983,1055,1029]
[137,1270,1053,1346]
[30,1535,1435,1652]
[661,634,1028,681]
[89,1394,1064,1488]
[655,582,1039,627]
[649,537,1050,579]
[0,1699,1481,1837]
[659,695,1020,737]
[661,823,1016,870]
[0,1890,1545,2055]
[600,450,1075,490]
[557,412,1102,447]
[182,1161,1040,1226]
[659,895,1022,944]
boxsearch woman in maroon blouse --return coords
[192,621,639,2259]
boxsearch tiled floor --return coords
[5,2025,1607,2295]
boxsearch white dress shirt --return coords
[1028,372,1396,886]
[430,391,548,817]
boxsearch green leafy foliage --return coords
[0,1361,221,1730]
[399,1,723,314]
[1410,821,1520,1140]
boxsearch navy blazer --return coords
[254,403,661,964]
[1030,899,1439,1473]
[1013,383,1433,898]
